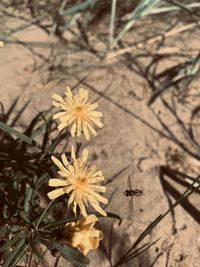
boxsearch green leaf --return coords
[23,184,35,219]
[61,0,97,16]
[39,238,54,251]
[53,242,89,267]
[2,232,29,267]
[34,202,64,227]
[0,232,22,253]
[42,123,51,151]
[113,0,161,47]
[35,173,49,189]
[40,238,89,266]
[35,200,56,229]
[148,52,200,105]
[30,237,43,262]
[0,121,33,144]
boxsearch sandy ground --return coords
[1,13,200,267]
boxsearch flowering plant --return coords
[0,85,116,267]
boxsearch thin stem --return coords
[36,200,55,229]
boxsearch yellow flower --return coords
[52,87,103,140]
[0,41,4,47]
[47,146,108,217]
[63,214,103,255]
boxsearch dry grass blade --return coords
[106,20,200,59]
[109,0,117,50]
[9,13,49,34]
[112,0,162,48]
[146,2,200,15]
[148,52,200,105]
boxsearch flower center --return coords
[75,177,88,190]
[74,106,86,119]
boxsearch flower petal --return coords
[53,111,67,119]
[52,101,69,111]
[65,86,73,98]
[48,179,68,187]
[68,191,76,206]
[58,170,69,177]
[61,153,69,167]
[79,88,89,103]
[88,185,106,192]
[71,121,77,137]
[90,201,107,217]
[58,121,68,131]
[65,185,74,193]
[71,145,76,161]
[81,148,89,163]
[82,122,90,140]
[51,155,67,172]
[76,118,82,137]
[83,214,98,225]
[87,190,108,204]
[78,198,87,217]
[87,102,98,111]
[87,123,97,137]
[89,117,103,128]
[73,200,78,214]
[47,188,65,199]
[88,111,103,118]
[59,113,74,122]
[52,93,65,103]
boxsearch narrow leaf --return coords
[113,0,161,47]
[54,242,89,267]
[0,121,33,144]
[24,186,34,217]
[30,237,43,262]
[3,232,29,267]
[0,232,22,253]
